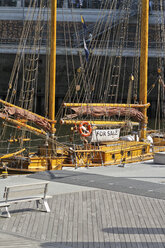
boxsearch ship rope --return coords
[56,0,144,148]
[154,0,165,132]
[0,0,37,144]
[0,0,51,156]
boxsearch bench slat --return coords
[5,188,45,199]
[6,195,52,204]
[4,182,49,189]
[0,202,10,208]
[4,182,49,200]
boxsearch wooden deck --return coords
[0,189,165,248]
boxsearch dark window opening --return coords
[112,154,115,160]
[127,151,131,156]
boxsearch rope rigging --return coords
[0,0,51,155]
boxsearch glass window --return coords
[24,0,48,7]
[0,0,17,6]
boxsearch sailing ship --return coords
[0,0,165,173]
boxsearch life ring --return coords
[79,121,92,137]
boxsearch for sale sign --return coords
[91,129,120,142]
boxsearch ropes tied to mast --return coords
[0,0,52,155]
[57,0,141,128]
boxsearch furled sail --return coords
[0,106,51,132]
[64,106,145,122]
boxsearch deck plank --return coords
[50,194,62,242]
[77,191,83,248]
[20,201,33,236]
[0,189,165,248]
[134,195,154,248]
[123,193,143,248]
[56,193,66,244]
[95,190,105,248]
[87,190,94,248]
[120,194,139,248]
[82,191,88,248]
[145,197,164,247]
[72,190,78,248]
[91,190,100,248]
[67,193,74,246]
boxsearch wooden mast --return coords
[139,0,149,141]
[49,0,57,134]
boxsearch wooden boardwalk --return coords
[0,189,165,248]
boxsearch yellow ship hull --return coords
[153,137,165,146]
[1,141,152,173]
[67,141,152,168]
[1,141,165,175]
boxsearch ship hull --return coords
[0,141,155,174]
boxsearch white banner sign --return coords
[91,128,120,142]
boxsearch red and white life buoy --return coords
[79,121,92,137]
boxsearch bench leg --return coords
[5,206,11,218]
[43,199,50,213]
[36,200,40,209]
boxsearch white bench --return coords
[0,182,52,218]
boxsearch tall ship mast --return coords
[49,0,57,134]
[139,0,149,141]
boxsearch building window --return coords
[0,0,17,6]
[24,0,48,7]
